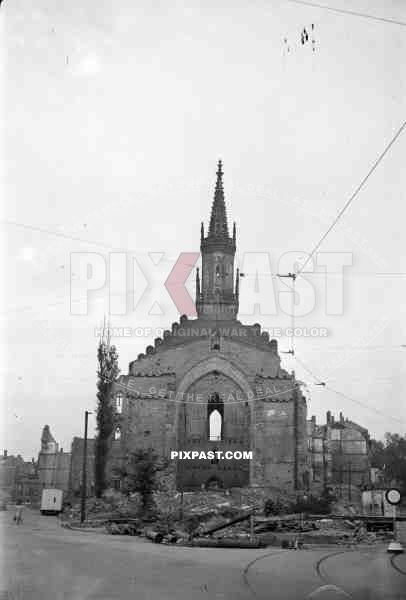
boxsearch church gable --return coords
[107,162,310,493]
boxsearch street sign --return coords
[385,488,404,554]
[385,488,401,506]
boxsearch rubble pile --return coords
[63,488,393,548]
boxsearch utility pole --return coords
[277,273,297,357]
[292,376,299,491]
[348,462,352,501]
[80,410,92,524]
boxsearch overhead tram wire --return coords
[295,355,325,386]
[232,272,406,278]
[1,219,174,263]
[285,0,406,28]
[322,384,406,426]
[279,123,406,407]
[294,353,406,426]
[295,120,406,278]
[0,219,130,254]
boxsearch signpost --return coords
[385,488,403,554]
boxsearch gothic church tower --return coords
[196,160,239,320]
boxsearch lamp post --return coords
[80,410,92,524]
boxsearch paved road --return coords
[1,509,405,600]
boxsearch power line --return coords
[294,354,406,425]
[237,271,406,278]
[323,384,406,426]
[296,120,406,277]
[286,0,406,27]
[295,355,325,386]
[0,219,173,260]
[1,219,122,253]
[295,344,406,352]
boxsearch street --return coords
[1,509,405,600]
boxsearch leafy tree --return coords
[94,337,120,497]
[382,433,406,493]
[119,448,168,513]
[369,433,406,494]
[290,490,335,515]
[369,438,386,470]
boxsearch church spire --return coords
[199,160,238,320]
[208,160,229,238]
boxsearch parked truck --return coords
[40,489,63,515]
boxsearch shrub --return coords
[290,489,335,515]
[264,497,288,516]
[183,516,201,538]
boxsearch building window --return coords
[112,479,121,491]
[209,410,222,441]
[208,392,224,441]
[115,393,123,414]
[114,427,121,441]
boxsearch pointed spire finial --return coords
[209,160,229,238]
[217,158,223,177]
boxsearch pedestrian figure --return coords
[14,499,23,524]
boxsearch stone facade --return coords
[102,162,372,496]
[0,451,24,500]
[105,162,309,494]
[0,451,41,503]
[14,460,42,504]
[307,411,371,492]
[37,425,70,493]
[69,437,96,496]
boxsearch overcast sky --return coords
[2,0,406,459]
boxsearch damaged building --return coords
[102,162,371,496]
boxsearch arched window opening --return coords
[209,410,222,441]
[207,392,224,441]
[114,427,121,441]
[115,392,123,414]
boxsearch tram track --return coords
[242,547,356,599]
[389,553,406,577]
[242,550,287,598]
[314,549,357,584]
[242,543,406,599]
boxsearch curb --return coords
[61,522,107,533]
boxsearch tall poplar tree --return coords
[94,326,120,497]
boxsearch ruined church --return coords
[108,161,309,492]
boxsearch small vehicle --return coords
[40,489,63,515]
[387,540,404,554]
